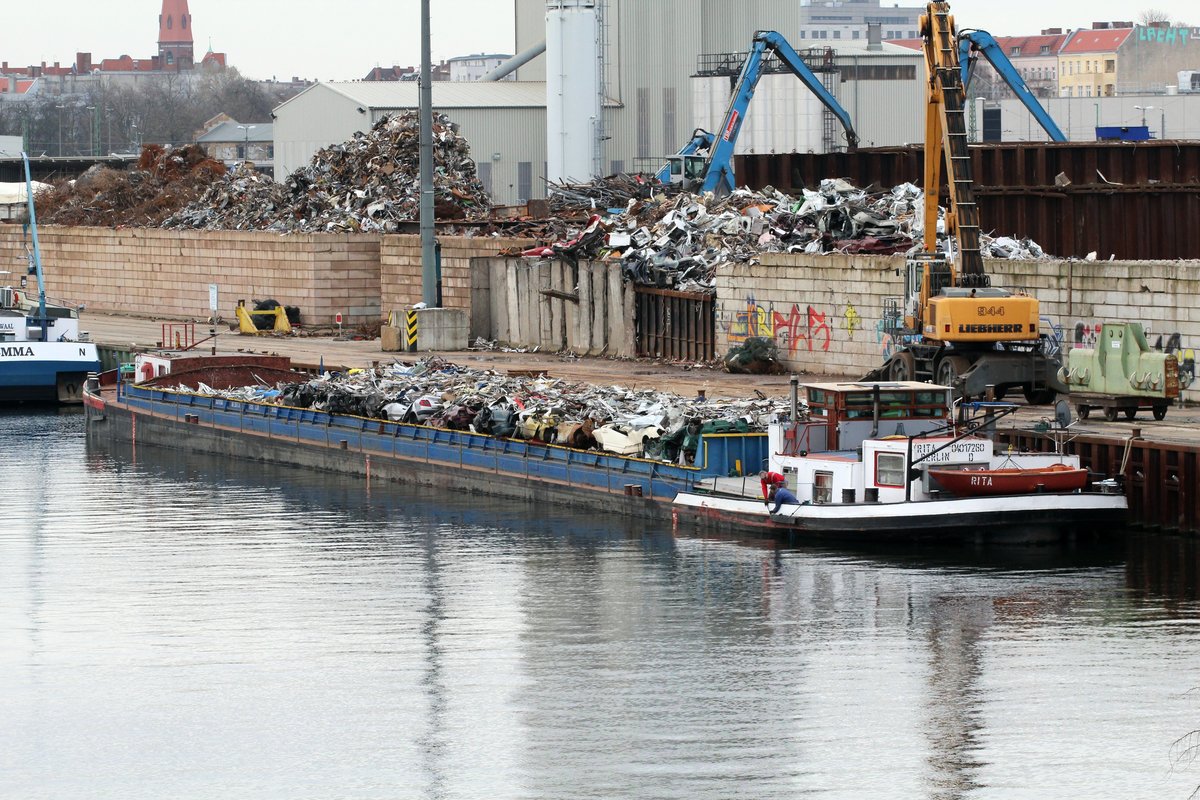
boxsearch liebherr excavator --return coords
[868,1,1065,403]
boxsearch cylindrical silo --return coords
[546,0,601,183]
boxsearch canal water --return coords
[2,409,1200,800]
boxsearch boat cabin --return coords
[767,381,995,504]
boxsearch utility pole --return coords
[419,0,439,307]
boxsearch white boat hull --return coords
[673,491,1129,538]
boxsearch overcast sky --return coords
[4,1,1196,82]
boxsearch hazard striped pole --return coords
[406,310,418,351]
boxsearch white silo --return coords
[545,0,601,182]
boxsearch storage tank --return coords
[546,0,601,182]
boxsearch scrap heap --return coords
[34,145,227,227]
[171,356,782,463]
[164,112,490,232]
[516,176,1048,293]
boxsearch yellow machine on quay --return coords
[867,1,1065,404]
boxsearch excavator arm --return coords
[958,30,1067,142]
[699,31,858,196]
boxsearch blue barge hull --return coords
[84,376,767,518]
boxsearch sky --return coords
[3,0,1196,83]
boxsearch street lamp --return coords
[236,124,256,162]
[55,104,65,157]
[1134,104,1154,128]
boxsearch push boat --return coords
[83,348,1128,541]
[0,153,100,404]
[672,379,1126,537]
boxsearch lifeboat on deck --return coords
[929,464,1089,497]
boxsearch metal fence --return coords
[634,287,715,362]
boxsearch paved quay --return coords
[81,311,1200,444]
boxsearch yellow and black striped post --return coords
[405,310,418,351]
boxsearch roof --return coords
[277,81,551,113]
[0,79,35,94]
[886,38,923,51]
[993,33,1069,57]
[196,121,273,143]
[1061,28,1133,54]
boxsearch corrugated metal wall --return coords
[736,141,1200,259]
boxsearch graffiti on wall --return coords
[727,298,835,356]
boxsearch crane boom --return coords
[958,30,1067,142]
[699,31,858,196]
[921,2,983,279]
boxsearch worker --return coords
[768,484,799,515]
[759,470,785,503]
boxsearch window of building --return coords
[517,162,532,202]
[166,52,174,64]
[813,471,834,504]
[167,15,172,29]
[1105,59,1115,72]
[833,30,841,39]
[182,15,187,29]
[476,161,492,196]
[852,29,860,39]
[1010,46,1020,56]
[635,88,649,159]
[662,87,676,157]
[799,30,806,38]
[1040,44,1050,54]
[875,453,905,487]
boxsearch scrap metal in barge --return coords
[82,353,1127,541]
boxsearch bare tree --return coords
[1139,8,1171,25]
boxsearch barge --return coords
[83,354,1127,541]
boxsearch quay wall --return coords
[714,254,1200,399]
[0,226,383,326]
[380,234,534,321]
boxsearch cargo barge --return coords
[83,353,1127,542]
[82,355,764,521]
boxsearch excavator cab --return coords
[662,153,708,189]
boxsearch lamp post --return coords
[236,124,256,162]
[1134,104,1154,128]
[55,104,65,156]
[85,105,96,156]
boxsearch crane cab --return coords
[661,154,708,189]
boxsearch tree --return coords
[1138,8,1172,25]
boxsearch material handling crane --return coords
[659,31,858,196]
[958,29,1067,142]
[867,1,1065,403]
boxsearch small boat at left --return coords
[0,153,100,404]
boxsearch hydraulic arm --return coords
[958,30,1067,142]
[699,31,858,196]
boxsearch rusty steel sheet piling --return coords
[736,141,1200,261]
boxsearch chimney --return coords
[867,22,882,50]
[1092,22,1110,29]
[1041,28,1062,35]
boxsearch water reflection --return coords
[0,419,1197,798]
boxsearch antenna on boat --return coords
[21,152,48,342]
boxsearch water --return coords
[2,409,1200,799]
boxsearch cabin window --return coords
[875,453,905,487]
[813,471,833,504]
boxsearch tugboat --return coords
[0,153,100,404]
[672,378,1126,539]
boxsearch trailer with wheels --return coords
[1069,392,1171,422]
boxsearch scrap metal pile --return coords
[163,111,491,232]
[34,145,227,227]
[517,177,1050,292]
[175,357,782,463]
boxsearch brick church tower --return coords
[158,0,195,70]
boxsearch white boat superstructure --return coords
[672,380,1126,538]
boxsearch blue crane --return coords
[659,31,858,197]
[957,29,1067,142]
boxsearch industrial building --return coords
[272,81,546,204]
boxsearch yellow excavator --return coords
[871,1,1064,403]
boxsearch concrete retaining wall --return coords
[380,234,535,319]
[0,226,382,325]
[473,258,635,357]
[714,253,1200,398]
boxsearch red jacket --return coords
[761,471,785,500]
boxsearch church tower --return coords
[158,0,195,70]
